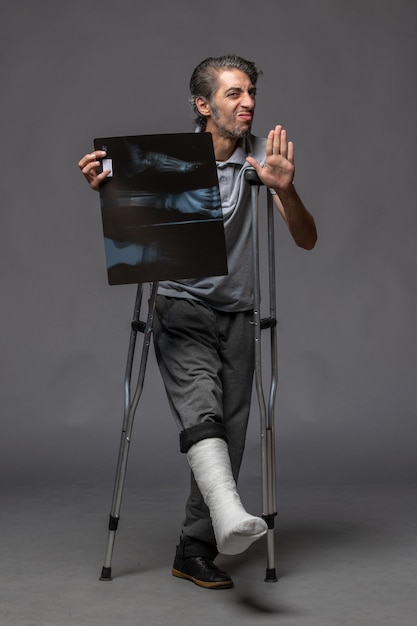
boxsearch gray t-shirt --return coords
[158,134,269,312]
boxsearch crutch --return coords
[98,178,278,583]
[99,280,159,581]
[245,168,279,583]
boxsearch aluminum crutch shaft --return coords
[100,281,159,581]
[245,168,278,582]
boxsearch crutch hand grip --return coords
[244,167,263,186]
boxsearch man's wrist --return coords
[273,181,296,199]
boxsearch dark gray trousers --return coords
[153,295,254,558]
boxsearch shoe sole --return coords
[172,567,234,589]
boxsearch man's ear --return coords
[195,96,211,119]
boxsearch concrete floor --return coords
[2,482,416,626]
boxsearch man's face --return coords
[204,69,256,139]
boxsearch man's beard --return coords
[210,103,252,139]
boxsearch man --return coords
[79,55,317,590]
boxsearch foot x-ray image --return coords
[94,133,228,285]
[113,187,222,220]
[123,143,203,176]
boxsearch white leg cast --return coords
[186,438,267,555]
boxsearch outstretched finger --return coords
[265,129,275,156]
[272,125,282,154]
[287,140,294,164]
[279,127,288,158]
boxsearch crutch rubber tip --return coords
[99,566,113,581]
[264,568,278,583]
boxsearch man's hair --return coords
[189,54,263,129]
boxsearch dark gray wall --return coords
[1,0,416,489]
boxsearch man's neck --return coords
[207,132,238,162]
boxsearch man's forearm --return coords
[274,185,317,250]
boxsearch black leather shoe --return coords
[172,555,234,589]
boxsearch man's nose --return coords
[241,92,255,108]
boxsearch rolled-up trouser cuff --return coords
[179,422,228,453]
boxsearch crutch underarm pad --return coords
[180,422,228,453]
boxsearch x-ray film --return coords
[94,133,228,285]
